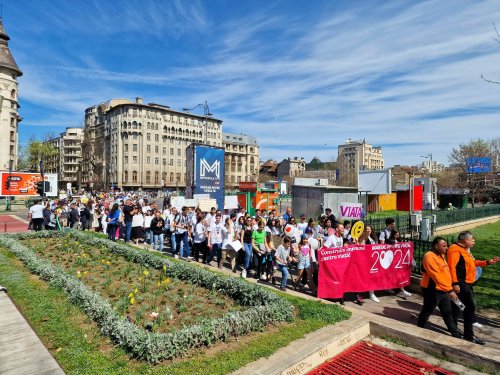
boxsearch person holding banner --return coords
[417,237,463,339]
[358,225,380,303]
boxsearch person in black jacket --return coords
[68,203,80,228]
[80,204,92,231]
[150,211,165,252]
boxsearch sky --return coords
[5,0,500,167]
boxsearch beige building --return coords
[337,138,384,186]
[277,157,306,178]
[45,128,83,187]
[223,132,259,189]
[81,98,223,190]
[0,20,22,171]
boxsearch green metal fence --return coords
[433,204,500,226]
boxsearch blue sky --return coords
[6,0,500,167]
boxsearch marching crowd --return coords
[26,191,498,345]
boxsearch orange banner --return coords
[1,172,45,196]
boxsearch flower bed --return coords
[0,231,293,363]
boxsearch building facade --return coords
[45,128,83,188]
[223,132,259,189]
[81,98,223,191]
[337,138,384,186]
[418,160,445,174]
[277,157,306,178]
[0,20,22,171]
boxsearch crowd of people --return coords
[26,192,497,345]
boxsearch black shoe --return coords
[464,336,485,345]
[451,331,463,339]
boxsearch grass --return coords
[0,241,350,375]
[445,221,500,311]
[20,236,242,333]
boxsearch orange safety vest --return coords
[447,243,488,285]
[420,251,453,292]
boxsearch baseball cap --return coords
[304,227,313,234]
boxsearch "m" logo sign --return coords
[200,158,220,179]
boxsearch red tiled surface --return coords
[308,341,455,375]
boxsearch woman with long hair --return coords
[106,203,120,241]
[293,235,316,294]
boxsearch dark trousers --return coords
[32,218,44,231]
[175,232,190,257]
[107,223,117,241]
[452,283,476,339]
[207,243,222,265]
[418,287,460,336]
[192,240,207,262]
[253,252,264,277]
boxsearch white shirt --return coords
[324,234,344,248]
[209,222,226,245]
[132,214,144,227]
[29,204,45,219]
[193,222,206,243]
[144,215,153,228]
[308,237,319,262]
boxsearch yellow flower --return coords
[163,265,167,272]
[128,292,134,298]
[143,270,149,277]
[83,271,88,275]
[129,297,135,304]
[134,288,138,294]
[156,281,161,286]
[138,277,143,282]
[106,261,111,266]
[76,271,81,278]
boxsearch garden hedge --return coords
[0,231,294,363]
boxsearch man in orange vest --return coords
[417,237,462,338]
[448,231,499,345]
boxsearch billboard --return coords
[0,172,58,197]
[358,169,392,194]
[466,157,491,173]
[186,144,225,209]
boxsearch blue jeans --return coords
[278,264,289,289]
[169,232,177,254]
[124,221,133,242]
[207,242,222,264]
[153,233,164,251]
[107,223,117,241]
[176,232,190,257]
[243,243,253,270]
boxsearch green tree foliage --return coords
[18,137,59,172]
[447,138,498,205]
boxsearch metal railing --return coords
[433,204,500,226]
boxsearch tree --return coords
[17,137,59,172]
[448,139,497,206]
[481,22,500,84]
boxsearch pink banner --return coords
[317,243,414,299]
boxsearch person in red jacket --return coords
[447,231,499,345]
[417,237,462,338]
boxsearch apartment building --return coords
[223,132,259,188]
[0,20,22,171]
[337,138,384,186]
[45,127,83,188]
[81,98,223,190]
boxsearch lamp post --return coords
[182,101,213,144]
[420,153,433,176]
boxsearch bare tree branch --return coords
[493,21,500,43]
[480,73,500,84]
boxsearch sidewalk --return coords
[0,290,65,375]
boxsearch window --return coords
[176,173,181,182]
[177,159,181,167]
[177,149,181,156]
[169,172,174,182]
[132,171,138,182]
[147,133,151,141]
[154,171,159,183]
[170,148,174,156]
[146,171,151,183]
[146,145,151,152]
[163,158,167,165]
[162,147,166,154]
[124,144,128,152]
[132,156,138,164]
[169,160,173,166]
[123,171,128,182]
[155,134,159,141]
[133,133,138,140]
[146,156,151,164]
[155,146,159,153]
[124,156,128,164]
[155,157,159,165]
[133,144,138,152]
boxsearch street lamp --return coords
[182,100,213,144]
[420,153,433,175]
